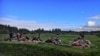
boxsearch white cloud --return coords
[89,15,100,20]
[72,15,100,31]
[77,20,100,31]
[79,27,83,29]
[0,17,69,30]
[1,16,100,31]
[88,21,95,27]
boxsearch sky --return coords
[0,0,100,31]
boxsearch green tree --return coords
[52,28,61,35]
[34,28,44,37]
[19,28,30,34]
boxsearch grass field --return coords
[0,33,100,56]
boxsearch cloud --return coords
[78,20,100,31]
[89,15,100,20]
[0,17,69,30]
[1,16,100,31]
[76,15,100,31]
[87,21,95,27]
[0,18,37,30]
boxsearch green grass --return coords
[0,33,100,56]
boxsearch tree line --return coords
[0,24,100,37]
[0,24,62,34]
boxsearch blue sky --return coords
[0,0,100,30]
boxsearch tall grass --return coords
[0,42,100,56]
[0,34,100,56]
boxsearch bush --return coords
[96,33,100,38]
